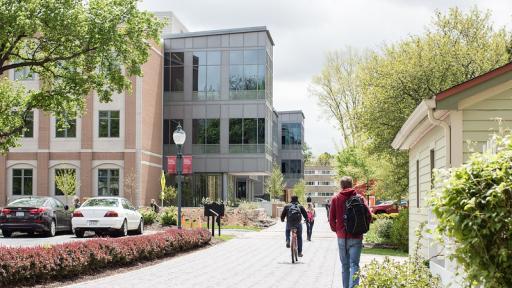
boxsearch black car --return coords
[0,197,72,237]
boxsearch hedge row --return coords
[0,228,211,286]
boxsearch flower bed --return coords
[0,228,211,286]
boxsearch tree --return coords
[55,169,79,206]
[266,164,285,201]
[160,185,176,207]
[292,179,306,204]
[310,47,366,147]
[335,146,375,185]
[123,169,136,205]
[0,0,163,152]
[355,7,511,199]
[316,152,333,166]
[303,143,313,165]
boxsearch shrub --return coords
[365,218,393,244]
[371,212,399,221]
[139,207,158,225]
[390,208,408,252]
[159,206,178,226]
[238,201,259,211]
[432,134,512,287]
[0,229,211,286]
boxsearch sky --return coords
[139,0,511,155]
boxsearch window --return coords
[14,66,35,81]
[416,160,420,208]
[229,49,266,99]
[170,52,184,92]
[430,149,435,189]
[229,118,265,152]
[319,181,331,186]
[55,118,76,138]
[163,119,183,145]
[193,51,221,100]
[193,119,220,153]
[12,169,33,195]
[98,169,119,196]
[99,111,120,138]
[321,170,332,175]
[23,111,34,138]
[54,168,76,196]
[305,181,315,186]
[281,123,302,148]
[304,170,315,175]
[281,160,302,176]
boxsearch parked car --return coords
[72,197,143,238]
[370,200,401,214]
[0,197,72,237]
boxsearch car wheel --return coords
[74,229,85,238]
[117,219,128,237]
[46,220,56,237]
[2,229,12,238]
[136,218,144,235]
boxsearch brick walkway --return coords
[66,209,401,288]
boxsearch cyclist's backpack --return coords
[307,210,314,222]
[344,195,370,235]
[287,203,302,225]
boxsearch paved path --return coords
[65,209,401,288]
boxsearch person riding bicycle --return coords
[280,195,308,257]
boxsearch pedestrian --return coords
[305,202,315,241]
[325,198,331,219]
[150,198,160,213]
[280,195,308,257]
[73,196,81,209]
[329,176,371,288]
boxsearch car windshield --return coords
[8,198,47,207]
[82,198,119,207]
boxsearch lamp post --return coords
[172,123,186,229]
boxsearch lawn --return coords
[216,234,235,242]
[362,247,408,257]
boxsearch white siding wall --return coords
[463,89,512,160]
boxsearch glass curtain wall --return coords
[281,123,302,149]
[192,119,220,154]
[281,159,302,179]
[229,49,266,100]
[229,118,265,153]
[193,51,221,100]
[163,119,183,155]
[170,52,184,93]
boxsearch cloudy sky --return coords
[140,0,511,155]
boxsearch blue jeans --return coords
[337,238,363,288]
[285,223,303,253]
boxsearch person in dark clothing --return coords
[150,199,160,213]
[73,196,81,209]
[325,198,331,219]
[280,195,308,257]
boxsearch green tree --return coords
[0,0,163,152]
[335,147,374,185]
[160,185,177,207]
[316,152,333,166]
[355,7,511,198]
[303,143,313,165]
[292,179,306,204]
[266,164,285,201]
[310,47,366,147]
[55,169,79,206]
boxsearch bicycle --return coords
[290,226,299,263]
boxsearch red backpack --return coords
[307,210,315,222]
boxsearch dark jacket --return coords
[280,202,308,228]
[329,188,371,239]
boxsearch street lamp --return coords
[172,123,186,229]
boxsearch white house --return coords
[392,62,512,287]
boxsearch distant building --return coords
[304,165,338,205]
[278,111,305,200]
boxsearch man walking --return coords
[281,195,308,257]
[329,176,371,288]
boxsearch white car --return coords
[71,197,143,238]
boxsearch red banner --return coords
[167,156,192,174]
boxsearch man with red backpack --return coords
[329,176,372,288]
[281,195,308,257]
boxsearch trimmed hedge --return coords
[0,228,211,286]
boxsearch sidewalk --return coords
[65,208,402,288]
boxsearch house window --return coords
[416,160,420,208]
[304,170,315,175]
[99,111,120,138]
[305,181,315,186]
[23,111,34,138]
[193,51,221,100]
[54,168,76,195]
[98,169,119,196]
[56,118,76,138]
[12,169,33,195]
[170,52,184,92]
[14,66,35,81]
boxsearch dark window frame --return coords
[12,168,33,196]
[98,110,120,138]
[55,118,77,138]
[98,168,120,196]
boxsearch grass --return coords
[201,223,262,231]
[215,234,235,242]
[362,247,408,257]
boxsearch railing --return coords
[281,144,302,150]
[192,144,220,154]
[228,144,266,153]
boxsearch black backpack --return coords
[287,203,302,225]
[344,195,370,235]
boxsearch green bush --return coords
[372,212,399,221]
[432,135,512,287]
[138,207,158,225]
[159,206,178,226]
[389,208,409,252]
[365,218,393,244]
